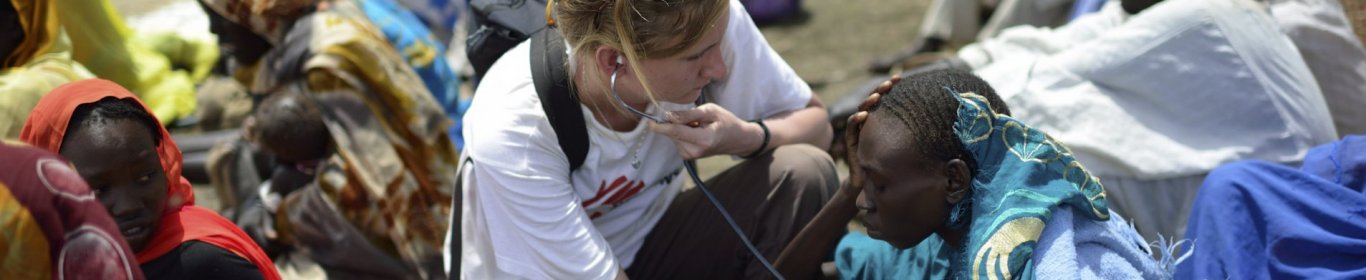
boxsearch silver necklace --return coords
[629,133,646,169]
[609,66,663,170]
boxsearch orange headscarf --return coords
[19,79,280,280]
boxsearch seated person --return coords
[197,4,458,265]
[929,0,1337,242]
[0,141,142,280]
[19,79,280,280]
[223,87,329,258]
[866,0,1083,73]
[334,0,467,148]
[243,89,331,197]
[456,0,838,278]
[197,0,454,158]
[776,69,1163,279]
[234,86,436,278]
[1178,135,1366,279]
[1,0,93,138]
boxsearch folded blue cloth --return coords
[837,209,1164,280]
[1178,136,1366,279]
[1034,209,1164,279]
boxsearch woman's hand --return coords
[773,76,898,280]
[647,103,765,160]
[841,76,897,196]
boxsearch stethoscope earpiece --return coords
[610,66,666,124]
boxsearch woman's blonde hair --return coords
[553,0,729,109]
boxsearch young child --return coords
[20,79,280,280]
[238,86,450,278]
[243,89,332,195]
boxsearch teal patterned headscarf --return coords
[947,88,1111,280]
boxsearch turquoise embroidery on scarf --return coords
[943,87,1110,280]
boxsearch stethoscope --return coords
[610,62,786,280]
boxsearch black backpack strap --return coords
[530,28,590,173]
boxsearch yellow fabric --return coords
[137,32,221,82]
[971,217,1045,280]
[3,0,58,68]
[304,12,454,268]
[0,182,53,280]
[301,13,450,147]
[0,55,91,139]
[56,0,219,123]
[2,0,90,140]
[248,11,455,270]
[0,32,93,140]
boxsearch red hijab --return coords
[19,79,281,280]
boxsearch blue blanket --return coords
[1178,136,1366,278]
[837,208,1162,280]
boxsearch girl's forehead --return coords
[63,124,160,178]
[71,120,153,149]
[860,113,920,161]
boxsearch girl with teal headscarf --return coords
[775,69,1165,279]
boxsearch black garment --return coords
[141,241,264,280]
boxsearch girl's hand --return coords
[647,103,764,160]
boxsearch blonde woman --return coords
[457,0,838,278]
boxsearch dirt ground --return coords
[1344,0,1366,46]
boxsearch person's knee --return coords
[770,144,839,195]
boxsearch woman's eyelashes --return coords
[863,168,886,192]
[136,172,154,183]
[685,46,714,61]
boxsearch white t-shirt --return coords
[458,1,812,279]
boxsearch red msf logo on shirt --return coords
[582,176,645,219]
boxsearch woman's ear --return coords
[944,159,971,204]
[594,46,622,77]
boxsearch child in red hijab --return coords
[20,79,280,280]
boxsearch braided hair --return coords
[867,69,1011,177]
[67,97,164,147]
